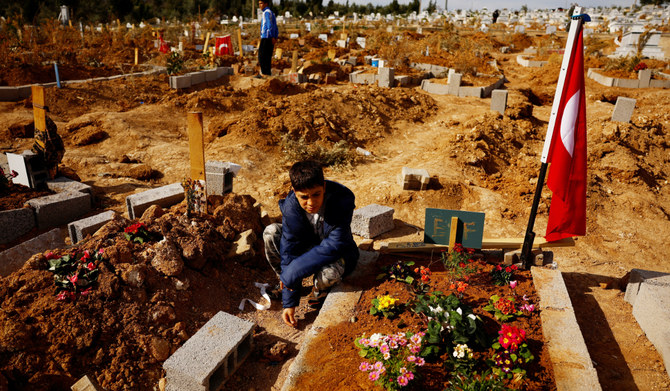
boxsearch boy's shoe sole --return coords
[307,288,330,309]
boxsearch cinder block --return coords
[347,56,357,66]
[448,73,462,95]
[611,97,636,123]
[68,210,116,244]
[7,151,47,189]
[638,69,652,88]
[205,161,234,196]
[491,89,508,115]
[47,177,92,195]
[0,228,66,277]
[624,269,670,306]
[27,191,92,230]
[351,204,395,239]
[189,72,206,86]
[377,67,394,88]
[398,167,429,190]
[0,208,35,244]
[420,80,449,95]
[204,69,219,82]
[458,86,483,98]
[125,182,184,220]
[614,78,639,88]
[632,282,670,373]
[394,75,411,86]
[170,75,192,89]
[164,311,254,391]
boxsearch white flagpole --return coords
[520,6,586,268]
[541,6,585,162]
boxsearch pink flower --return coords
[68,274,78,285]
[369,371,380,381]
[359,361,371,371]
[406,355,416,363]
[373,361,385,371]
[410,345,420,354]
[416,357,425,366]
[397,375,409,386]
[410,334,422,345]
[56,291,68,301]
[380,344,390,354]
[98,248,105,254]
[383,352,390,360]
[406,372,414,380]
[80,287,92,296]
[509,280,518,289]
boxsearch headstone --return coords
[448,73,462,96]
[514,25,526,33]
[386,26,392,33]
[638,69,652,88]
[491,89,508,115]
[318,33,328,42]
[611,97,636,123]
[356,37,366,48]
[289,33,299,39]
[545,25,557,34]
[378,67,394,88]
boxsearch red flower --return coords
[80,287,92,296]
[45,252,59,260]
[458,262,466,268]
[457,281,468,293]
[505,267,512,273]
[67,274,79,285]
[414,268,420,273]
[87,262,96,271]
[421,274,430,283]
[124,222,146,234]
[496,265,502,271]
[449,284,456,290]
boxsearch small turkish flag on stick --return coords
[545,31,587,241]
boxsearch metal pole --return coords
[520,162,547,269]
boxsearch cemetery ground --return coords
[1,34,670,391]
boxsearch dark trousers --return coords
[258,38,274,76]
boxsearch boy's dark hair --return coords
[289,160,324,190]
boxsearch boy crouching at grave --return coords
[263,160,359,327]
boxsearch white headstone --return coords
[356,37,366,48]
[318,34,328,42]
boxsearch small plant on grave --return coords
[441,243,478,280]
[412,292,488,358]
[448,343,477,376]
[370,294,403,319]
[412,265,431,294]
[483,295,523,322]
[46,249,104,301]
[0,167,18,191]
[355,331,426,391]
[166,51,184,75]
[124,222,153,244]
[182,177,206,216]
[444,369,508,391]
[448,280,469,299]
[377,260,416,284]
[490,324,534,380]
[489,264,518,286]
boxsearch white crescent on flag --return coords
[559,89,580,157]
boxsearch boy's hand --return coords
[282,307,297,327]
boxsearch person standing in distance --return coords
[257,0,278,78]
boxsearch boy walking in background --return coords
[257,0,278,78]
[263,161,359,327]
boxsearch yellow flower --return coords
[377,295,398,310]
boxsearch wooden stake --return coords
[291,50,298,72]
[275,48,283,60]
[237,29,243,55]
[328,48,336,60]
[187,112,206,181]
[31,86,47,150]
[134,48,138,65]
[448,216,459,251]
[203,32,211,53]
[68,19,72,28]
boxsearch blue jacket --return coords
[260,7,278,39]
[278,180,359,308]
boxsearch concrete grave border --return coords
[420,74,506,98]
[588,68,670,89]
[0,65,166,102]
[516,54,548,68]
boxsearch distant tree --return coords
[639,0,668,5]
[426,0,436,14]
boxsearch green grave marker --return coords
[424,208,485,249]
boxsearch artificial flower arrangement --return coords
[46,249,104,301]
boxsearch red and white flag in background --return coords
[545,29,587,241]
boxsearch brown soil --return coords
[0,27,669,391]
[293,254,555,390]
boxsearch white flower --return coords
[370,333,383,343]
[429,305,444,315]
[456,307,462,315]
[468,314,476,320]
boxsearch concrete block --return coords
[204,69,219,82]
[482,77,506,98]
[614,77,639,88]
[205,161,234,196]
[46,177,92,195]
[170,75,192,89]
[189,71,206,86]
[27,191,92,229]
[531,267,602,391]
[458,86,483,98]
[638,69,652,88]
[624,269,670,306]
[288,72,306,84]
[632,282,670,373]
[588,68,614,87]
[448,73,462,96]
[491,89,508,115]
[7,151,47,189]
[68,210,116,244]
[347,56,357,66]
[0,87,19,101]
[399,167,429,190]
[650,79,670,88]
[430,65,450,78]
[220,67,234,76]
[71,374,105,391]
[421,80,449,95]
[0,208,35,245]
[377,67,394,88]
[611,97,636,123]
[0,228,67,277]
[351,204,395,239]
[125,182,184,220]
[394,75,411,86]
[16,85,33,100]
[164,311,254,391]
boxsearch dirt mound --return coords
[0,196,274,391]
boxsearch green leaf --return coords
[124,233,131,241]
[358,350,368,357]
[406,276,414,285]
[376,273,387,280]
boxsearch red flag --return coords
[545,30,587,241]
